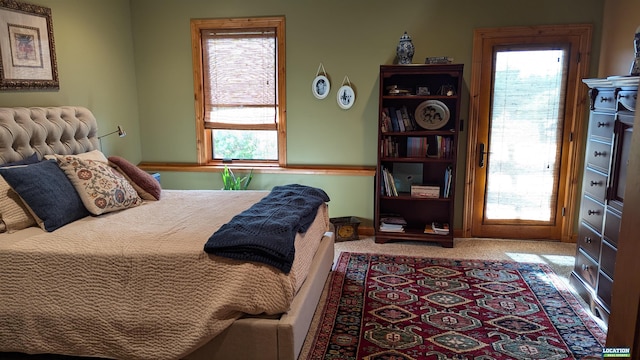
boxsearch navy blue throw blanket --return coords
[204,184,330,273]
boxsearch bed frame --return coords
[187,233,334,360]
[0,106,335,360]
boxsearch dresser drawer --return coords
[593,298,611,325]
[597,271,613,309]
[574,249,598,289]
[577,222,601,261]
[600,239,617,278]
[604,209,621,246]
[585,139,612,174]
[582,168,607,203]
[617,90,637,112]
[580,196,604,233]
[592,89,617,111]
[588,112,615,141]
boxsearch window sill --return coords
[137,162,376,176]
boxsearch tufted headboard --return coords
[0,107,99,164]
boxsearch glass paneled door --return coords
[466,25,593,240]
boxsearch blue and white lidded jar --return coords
[396,32,415,65]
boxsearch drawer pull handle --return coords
[590,180,602,186]
[619,94,637,100]
[600,96,612,103]
[597,122,609,128]
[582,264,590,271]
[588,210,600,216]
[584,237,592,244]
[594,151,606,157]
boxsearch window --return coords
[191,17,286,166]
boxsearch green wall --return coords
[1,0,605,226]
[0,0,141,160]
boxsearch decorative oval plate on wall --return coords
[337,84,355,109]
[312,75,330,99]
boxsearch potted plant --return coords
[221,165,253,190]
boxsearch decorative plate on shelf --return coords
[414,100,450,130]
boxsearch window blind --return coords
[202,29,277,128]
[485,47,568,222]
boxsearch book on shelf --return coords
[382,138,399,157]
[379,214,406,232]
[380,108,391,133]
[380,167,398,196]
[389,170,398,196]
[400,106,414,131]
[387,107,400,132]
[406,137,428,157]
[381,167,390,196]
[394,109,406,132]
[379,222,405,232]
[407,105,419,130]
[424,222,449,235]
[423,226,437,234]
[430,136,453,158]
[432,222,450,234]
[443,165,453,198]
[382,106,418,133]
[379,214,407,225]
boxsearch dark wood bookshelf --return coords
[375,64,464,248]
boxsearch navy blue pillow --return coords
[0,153,39,167]
[0,160,90,231]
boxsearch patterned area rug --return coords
[302,252,606,360]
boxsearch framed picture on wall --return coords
[337,85,355,109]
[0,0,59,90]
[312,75,330,99]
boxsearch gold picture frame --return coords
[0,0,59,90]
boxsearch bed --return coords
[0,106,335,360]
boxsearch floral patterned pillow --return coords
[55,155,142,215]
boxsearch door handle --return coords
[479,143,487,168]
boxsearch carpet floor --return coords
[300,239,606,360]
[332,237,578,284]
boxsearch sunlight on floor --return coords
[541,254,576,267]
[504,251,607,329]
[505,252,575,267]
[506,252,575,287]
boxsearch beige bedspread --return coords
[0,190,330,360]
